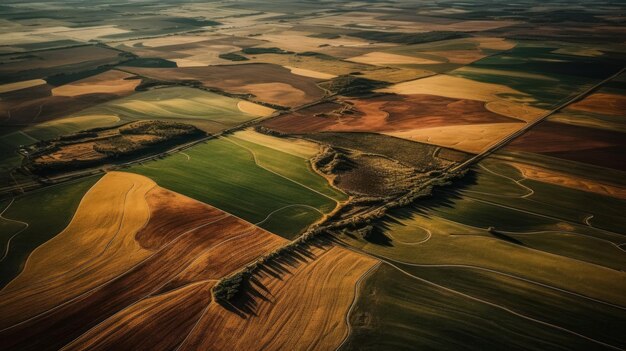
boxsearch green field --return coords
[341,264,625,350]
[0,175,101,288]
[24,87,269,140]
[126,135,342,238]
[0,131,36,189]
[449,43,624,108]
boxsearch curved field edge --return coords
[0,171,289,350]
[0,175,102,288]
[126,137,341,238]
[177,245,378,351]
[339,264,622,351]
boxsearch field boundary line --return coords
[223,136,341,203]
[335,261,381,351]
[0,213,237,332]
[0,198,29,262]
[63,229,259,351]
[383,261,622,351]
[255,204,324,226]
[336,243,626,311]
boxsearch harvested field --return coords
[567,92,626,117]
[122,64,325,107]
[51,70,140,97]
[0,79,46,94]
[237,101,275,117]
[0,175,101,288]
[69,87,273,134]
[178,245,378,351]
[0,172,289,350]
[485,100,548,122]
[284,66,336,79]
[262,94,519,137]
[238,53,369,77]
[506,121,626,171]
[234,129,320,158]
[0,172,155,327]
[356,67,434,83]
[347,52,444,66]
[247,29,383,53]
[388,123,524,154]
[0,46,126,84]
[63,281,215,351]
[511,162,626,199]
[379,74,534,104]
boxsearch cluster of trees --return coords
[211,166,469,305]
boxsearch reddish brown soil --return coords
[135,188,227,250]
[63,281,215,351]
[507,121,626,171]
[262,94,518,134]
[0,187,283,351]
[122,63,325,107]
[568,92,626,117]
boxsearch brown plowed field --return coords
[62,281,215,351]
[122,63,325,107]
[263,94,518,134]
[0,172,286,351]
[567,92,626,117]
[507,121,626,171]
[0,90,124,126]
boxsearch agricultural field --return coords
[0,0,625,350]
[127,131,346,238]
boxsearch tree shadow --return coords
[224,236,335,318]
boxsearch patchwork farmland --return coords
[0,0,624,350]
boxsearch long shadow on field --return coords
[331,169,480,248]
[226,236,335,318]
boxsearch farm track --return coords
[335,243,623,350]
[463,163,534,198]
[335,261,381,351]
[338,242,626,311]
[254,204,324,226]
[0,198,29,262]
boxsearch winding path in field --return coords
[335,261,381,351]
[0,198,29,262]
[179,152,191,161]
[384,261,622,351]
[464,163,534,198]
[254,204,324,226]
[337,242,626,311]
[335,242,623,350]
[386,225,432,246]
